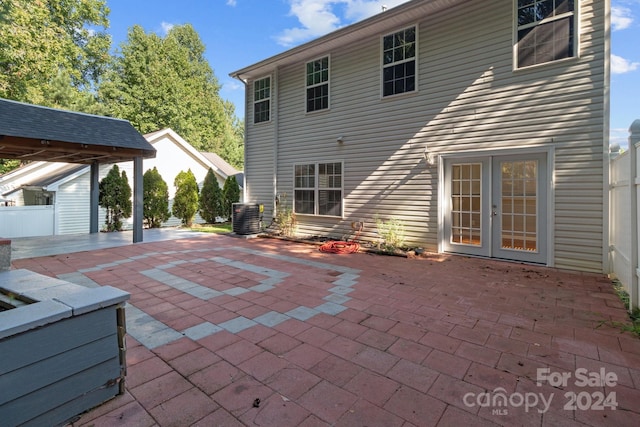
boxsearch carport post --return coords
[90,162,99,234]
[133,156,143,243]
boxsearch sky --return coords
[105,0,639,148]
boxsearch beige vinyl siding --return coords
[244,0,605,271]
[244,84,276,220]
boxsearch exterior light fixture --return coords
[424,147,436,166]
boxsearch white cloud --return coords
[342,0,410,21]
[275,0,411,46]
[610,127,630,151]
[612,6,634,31]
[226,0,237,6]
[160,21,174,35]
[223,80,244,92]
[612,53,640,74]
[276,1,342,46]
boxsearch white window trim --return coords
[512,0,579,71]
[436,145,555,266]
[253,75,272,124]
[305,55,331,114]
[293,161,344,218]
[380,24,419,99]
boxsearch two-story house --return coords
[231,0,609,273]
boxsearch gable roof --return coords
[19,164,87,189]
[0,98,156,164]
[2,164,87,196]
[230,0,463,81]
[200,152,238,177]
[144,128,238,179]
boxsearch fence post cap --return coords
[630,119,640,133]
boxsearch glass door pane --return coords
[500,160,537,252]
[450,163,482,246]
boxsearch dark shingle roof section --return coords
[0,98,156,163]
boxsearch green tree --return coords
[173,169,199,226]
[99,165,132,231]
[0,0,111,105]
[217,100,245,169]
[0,159,21,175]
[221,175,241,220]
[100,24,241,162]
[199,168,223,224]
[0,0,111,175]
[143,167,170,228]
[47,69,107,115]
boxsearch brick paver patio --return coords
[12,234,640,426]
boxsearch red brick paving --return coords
[11,234,640,426]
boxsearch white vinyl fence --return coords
[0,205,55,238]
[609,119,640,311]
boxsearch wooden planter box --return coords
[0,269,129,426]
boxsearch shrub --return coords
[143,167,170,228]
[221,175,240,220]
[273,193,296,236]
[375,216,405,252]
[199,168,223,223]
[99,165,132,232]
[172,169,199,226]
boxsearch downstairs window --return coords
[294,162,343,216]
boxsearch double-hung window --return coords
[294,162,342,216]
[253,76,271,123]
[382,26,417,97]
[516,0,576,68]
[306,57,329,112]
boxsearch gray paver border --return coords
[58,246,362,349]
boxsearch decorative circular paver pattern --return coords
[12,234,640,427]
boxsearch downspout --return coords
[272,67,279,222]
[602,0,611,274]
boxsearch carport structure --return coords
[0,98,156,242]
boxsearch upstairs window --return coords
[294,162,343,216]
[516,0,576,68]
[306,57,329,112]
[382,26,417,97]
[253,76,271,123]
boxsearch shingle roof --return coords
[0,98,156,164]
[200,152,239,177]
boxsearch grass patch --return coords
[609,279,640,337]
[189,223,232,234]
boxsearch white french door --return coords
[442,153,547,264]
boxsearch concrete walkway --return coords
[9,227,207,260]
[11,234,640,426]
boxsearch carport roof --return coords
[0,98,156,164]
